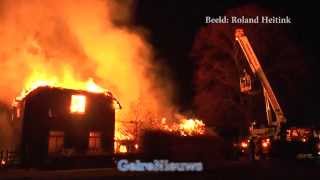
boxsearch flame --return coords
[0,0,177,147]
[114,129,134,141]
[160,117,206,136]
[1,0,180,155]
[70,95,86,114]
[179,118,206,136]
[86,78,106,93]
[16,73,108,101]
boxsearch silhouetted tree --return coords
[192,4,309,137]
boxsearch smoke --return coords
[0,0,175,140]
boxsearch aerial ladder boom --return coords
[235,28,287,137]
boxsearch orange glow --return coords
[70,95,86,113]
[160,117,206,136]
[119,145,127,153]
[86,78,106,93]
[241,142,248,148]
[114,122,134,141]
[112,100,121,110]
[179,118,206,136]
[134,144,139,150]
[4,0,181,150]
[114,141,118,153]
[262,142,269,148]
[17,77,107,101]
[114,131,134,141]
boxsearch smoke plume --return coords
[0,0,174,143]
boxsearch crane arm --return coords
[235,29,286,135]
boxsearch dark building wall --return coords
[19,87,115,167]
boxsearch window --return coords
[70,95,86,114]
[48,131,64,154]
[88,131,101,152]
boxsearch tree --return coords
[191,4,309,137]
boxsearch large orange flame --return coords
[179,118,206,136]
[0,0,184,153]
[0,0,176,142]
[16,77,107,101]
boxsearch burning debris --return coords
[160,117,206,136]
[113,116,208,154]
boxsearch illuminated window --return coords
[48,131,64,154]
[70,95,86,113]
[119,145,128,153]
[88,131,101,152]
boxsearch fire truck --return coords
[234,28,320,160]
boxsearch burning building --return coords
[0,0,219,168]
[11,85,119,168]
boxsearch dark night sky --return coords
[134,0,320,122]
